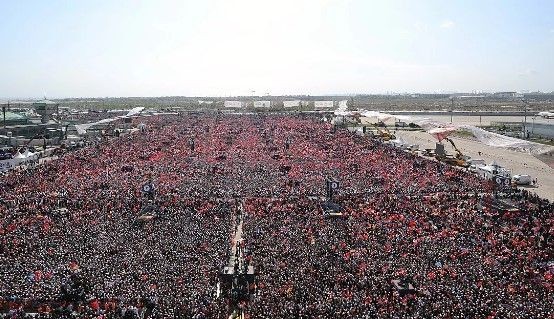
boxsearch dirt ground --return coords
[393,130,554,201]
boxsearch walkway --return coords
[228,201,245,273]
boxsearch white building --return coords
[314,101,334,108]
[254,101,271,108]
[283,100,301,108]
[492,92,524,99]
[224,101,243,108]
[338,100,348,109]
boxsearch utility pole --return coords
[56,103,60,143]
[522,99,530,138]
[2,105,6,129]
[449,97,454,123]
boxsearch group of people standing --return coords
[0,113,551,318]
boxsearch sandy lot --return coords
[394,130,554,201]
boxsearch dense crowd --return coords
[243,192,553,318]
[0,114,552,318]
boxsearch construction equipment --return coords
[21,133,46,152]
[422,148,435,157]
[512,174,532,185]
[374,121,396,141]
[60,123,71,140]
[101,122,118,137]
[445,138,465,160]
[435,138,470,167]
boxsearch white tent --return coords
[12,151,28,165]
[13,152,25,159]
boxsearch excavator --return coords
[20,132,47,153]
[435,137,469,168]
[373,121,396,141]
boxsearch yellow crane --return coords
[374,121,396,141]
[435,137,469,167]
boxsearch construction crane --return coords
[20,133,46,153]
[521,99,531,138]
[63,123,71,139]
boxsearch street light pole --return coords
[522,99,529,138]
[450,98,454,123]
[524,107,527,136]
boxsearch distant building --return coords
[2,111,29,126]
[492,92,524,99]
[338,100,348,109]
[254,101,271,108]
[224,101,243,108]
[283,100,301,108]
[33,99,59,123]
[314,101,334,108]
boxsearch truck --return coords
[476,161,511,181]
[467,159,486,172]
[512,174,532,185]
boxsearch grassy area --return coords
[451,130,475,138]
[530,138,554,146]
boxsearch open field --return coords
[7,94,552,112]
[420,114,553,126]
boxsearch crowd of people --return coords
[0,113,552,318]
[242,191,553,318]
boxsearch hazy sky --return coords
[1,0,553,98]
